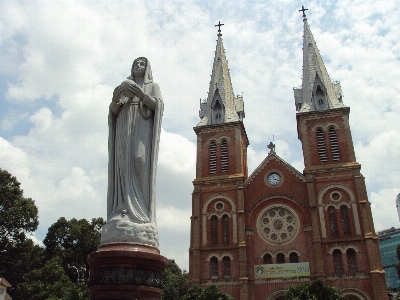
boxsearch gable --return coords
[244,153,307,211]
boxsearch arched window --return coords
[328,206,338,237]
[277,253,285,264]
[222,256,231,278]
[316,128,328,162]
[222,214,229,244]
[211,216,218,245]
[289,252,299,263]
[220,139,229,173]
[347,249,357,273]
[210,257,218,279]
[263,254,272,264]
[333,250,343,273]
[328,126,340,161]
[340,205,351,235]
[209,141,217,174]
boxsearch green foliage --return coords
[15,257,73,300]
[161,260,233,300]
[162,259,188,300]
[43,217,105,270]
[0,168,39,248]
[284,279,347,300]
[0,169,41,299]
[0,238,45,292]
[182,284,234,300]
[61,284,89,300]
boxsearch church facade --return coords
[188,15,388,300]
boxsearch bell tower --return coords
[189,24,249,298]
[294,11,387,299]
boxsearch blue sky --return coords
[1,0,400,270]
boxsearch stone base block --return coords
[87,243,168,300]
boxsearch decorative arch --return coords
[265,289,285,300]
[202,194,236,214]
[328,244,360,254]
[205,135,232,145]
[216,135,232,143]
[310,122,340,132]
[260,250,274,258]
[323,202,351,210]
[207,212,232,219]
[341,287,372,300]
[205,252,234,261]
[202,194,237,246]
[206,253,221,261]
[318,184,361,237]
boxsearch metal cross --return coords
[215,21,224,33]
[299,5,308,18]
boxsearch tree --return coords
[284,279,347,300]
[162,259,188,300]
[182,284,234,300]
[0,238,45,292]
[0,168,39,249]
[0,169,41,298]
[43,217,105,271]
[15,257,74,300]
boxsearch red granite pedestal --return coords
[87,243,168,300]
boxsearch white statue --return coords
[101,57,163,248]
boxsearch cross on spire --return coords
[299,5,308,18]
[215,21,224,33]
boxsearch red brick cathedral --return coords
[188,15,388,300]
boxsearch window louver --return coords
[316,128,328,162]
[328,126,341,161]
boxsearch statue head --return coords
[131,57,153,83]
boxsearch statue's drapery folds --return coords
[101,58,163,248]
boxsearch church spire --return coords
[294,9,345,113]
[197,24,245,126]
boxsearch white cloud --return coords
[371,188,400,232]
[1,0,400,271]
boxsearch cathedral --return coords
[188,12,388,300]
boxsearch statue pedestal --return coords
[87,243,168,300]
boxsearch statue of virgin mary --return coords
[101,57,163,248]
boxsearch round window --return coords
[330,191,341,201]
[215,202,224,211]
[258,206,299,245]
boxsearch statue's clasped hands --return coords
[127,83,144,100]
[112,81,145,103]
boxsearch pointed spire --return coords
[294,9,345,113]
[197,25,245,126]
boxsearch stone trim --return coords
[317,184,361,237]
[327,244,360,254]
[246,193,310,212]
[202,194,237,246]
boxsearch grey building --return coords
[378,227,400,291]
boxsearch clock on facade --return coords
[267,172,281,186]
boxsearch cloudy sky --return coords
[1,0,400,270]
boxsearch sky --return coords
[1,0,400,271]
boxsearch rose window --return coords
[259,206,299,244]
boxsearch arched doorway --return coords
[265,290,285,300]
[345,295,365,300]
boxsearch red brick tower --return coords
[293,14,388,299]
[189,16,387,300]
[189,28,249,298]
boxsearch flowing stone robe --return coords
[101,59,163,248]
